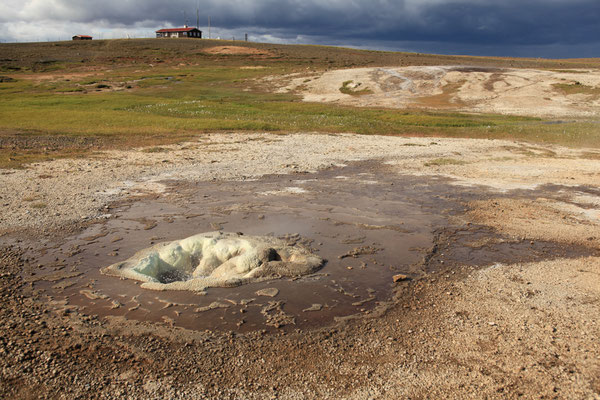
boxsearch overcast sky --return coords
[1,0,598,58]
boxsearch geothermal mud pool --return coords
[15,161,598,332]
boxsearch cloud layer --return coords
[1,0,599,58]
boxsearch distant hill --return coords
[2,38,599,73]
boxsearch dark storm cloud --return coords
[1,0,599,57]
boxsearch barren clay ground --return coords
[1,134,599,399]
[278,66,600,117]
[1,40,600,399]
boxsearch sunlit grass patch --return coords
[1,55,600,168]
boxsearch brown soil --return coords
[14,71,101,83]
[468,197,600,248]
[2,233,598,399]
[415,79,467,108]
[2,39,599,76]
[202,46,273,57]
[1,134,599,399]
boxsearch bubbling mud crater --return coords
[101,232,324,292]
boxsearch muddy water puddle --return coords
[13,161,598,332]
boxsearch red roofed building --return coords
[72,35,92,40]
[156,25,202,38]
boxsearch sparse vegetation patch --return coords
[0,39,598,168]
[424,158,468,167]
[553,82,600,97]
[339,80,373,96]
[141,146,167,153]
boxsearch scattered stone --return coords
[302,304,323,312]
[393,274,409,282]
[261,301,295,328]
[352,297,375,306]
[256,288,280,297]
[52,280,77,290]
[110,300,122,309]
[79,289,109,300]
[338,245,382,259]
[25,271,83,283]
[194,302,231,313]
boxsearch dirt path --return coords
[1,133,599,399]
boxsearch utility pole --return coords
[208,16,211,39]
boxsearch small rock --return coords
[256,288,279,297]
[302,304,323,312]
[392,274,408,282]
[110,300,122,309]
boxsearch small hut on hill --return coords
[156,26,202,38]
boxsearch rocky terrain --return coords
[1,133,599,399]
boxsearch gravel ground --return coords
[1,132,599,399]
[2,132,596,235]
[0,133,494,233]
[1,246,598,399]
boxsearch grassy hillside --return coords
[0,39,599,168]
[3,38,600,72]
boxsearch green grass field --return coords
[1,39,599,168]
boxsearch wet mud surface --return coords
[7,161,599,332]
